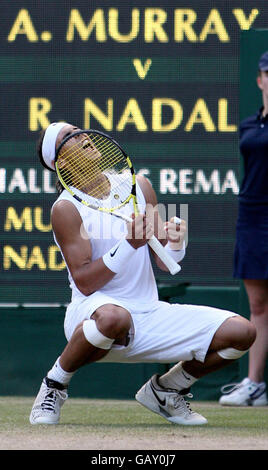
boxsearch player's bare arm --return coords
[51,200,117,296]
[137,174,186,271]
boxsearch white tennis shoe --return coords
[219,377,268,406]
[135,374,207,425]
[29,377,68,425]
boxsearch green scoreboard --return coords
[1,1,268,303]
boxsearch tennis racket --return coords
[55,129,181,275]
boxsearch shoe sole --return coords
[220,401,268,407]
[29,415,59,425]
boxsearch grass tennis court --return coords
[0,397,267,450]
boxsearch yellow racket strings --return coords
[57,134,132,204]
[58,135,123,182]
[58,136,126,188]
[63,142,131,202]
[59,133,119,168]
[58,135,124,188]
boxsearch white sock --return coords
[47,357,75,387]
[158,362,198,391]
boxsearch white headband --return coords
[42,122,69,170]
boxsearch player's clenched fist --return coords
[126,213,154,249]
[164,217,187,250]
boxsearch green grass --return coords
[0,397,267,450]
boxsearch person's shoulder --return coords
[240,110,260,129]
[137,174,152,189]
[52,198,76,212]
[51,198,82,227]
[137,174,157,205]
[52,189,82,215]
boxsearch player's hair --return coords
[37,129,64,194]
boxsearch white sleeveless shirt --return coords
[52,181,159,307]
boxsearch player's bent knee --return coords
[82,319,114,350]
[236,318,256,349]
[217,316,255,360]
[92,304,131,339]
[216,317,256,359]
[211,315,256,353]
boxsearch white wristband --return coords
[102,238,136,274]
[165,241,186,263]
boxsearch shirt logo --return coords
[182,371,191,381]
[110,246,119,257]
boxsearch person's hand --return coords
[126,213,154,249]
[164,217,187,250]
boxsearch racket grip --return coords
[148,235,181,275]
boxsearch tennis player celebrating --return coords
[30,122,256,426]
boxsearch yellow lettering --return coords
[66,9,106,42]
[152,98,183,131]
[84,98,113,130]
[26,246,47,270]
[109,8,139,42]
[233,9,259,30]
[132,59,152,79]
[174,9,197,42]
[144,8,168,43]
[199,9,229,42]
[34,207,52,232]
[116,99,147,131]
[3,246,28,270]
[185,99,216,132]
[29,98,51,131]
[48,246,66,270]
[4,207,32,232]
[83,97,237,133]
[218,99,237,132]
[8,9,38,42]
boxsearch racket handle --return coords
[148,235,181,275]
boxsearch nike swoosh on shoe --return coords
[150,382,166,406]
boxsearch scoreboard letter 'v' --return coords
[133,59,152,79]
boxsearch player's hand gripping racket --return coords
[55,129,181,275]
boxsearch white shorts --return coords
[64,292,238,364]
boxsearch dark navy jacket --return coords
[239,107,268,204]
